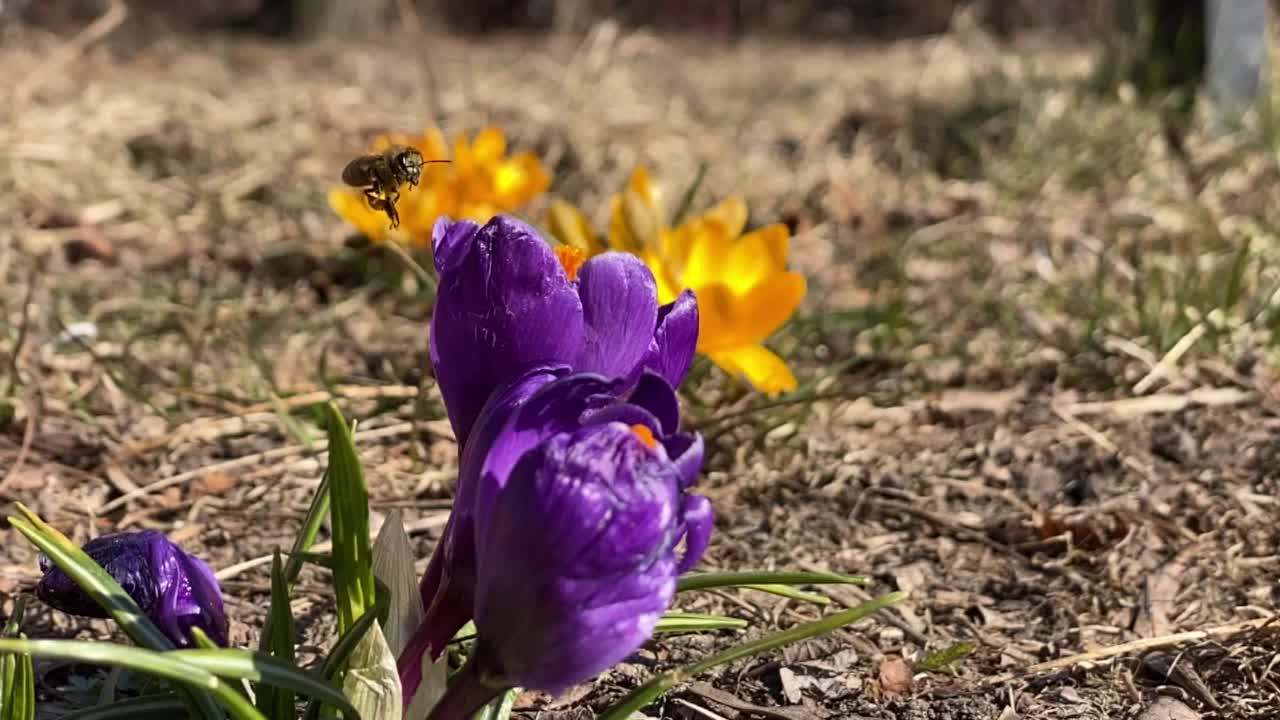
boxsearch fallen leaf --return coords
[878,658,913,698]
[199,471,237,494]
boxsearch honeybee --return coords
[341,145,449,228]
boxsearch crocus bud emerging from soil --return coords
[36,530,228,648]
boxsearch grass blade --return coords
[917,642,976,673]
[260,469,331,654]
[655,613,748,633]
[256,551,296,719]
[0,597,33,720]
[172,649,359,719]
[324,402,376,634]
[677,570,866,593]
[0,639,266,720]
[598,591,907,720]
[670,161,709,227]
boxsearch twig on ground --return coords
[983,617,1278,686]
[99,421,419,514]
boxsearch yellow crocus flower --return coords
[548,168,805,396]
[329,127,551,247]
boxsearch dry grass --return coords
[2,15,1279,719]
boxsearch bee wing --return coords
[342,156,380,187]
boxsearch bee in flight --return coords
[341,145,449,228]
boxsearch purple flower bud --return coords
[35,530,228,648]
[424,420,699,718]
[470,422,683,694]
[429,216,698,448]
[400,372,712,704]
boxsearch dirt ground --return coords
[1,14,1278,720]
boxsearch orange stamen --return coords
[554,245,586,282]
[630,424,658,449]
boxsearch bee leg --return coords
[384,188,401,228]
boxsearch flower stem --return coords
[425,651,509,720]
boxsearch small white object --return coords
[55,322,99,344]
[1208,0,1270,119]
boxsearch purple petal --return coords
[429,216,586,447]
[173,553,229,647]
[472,424,683,694]
[644,289,698,388]
[574,253,659,381]
[662,432,704,491]
[625,371,680,435]
[472,373,618,533]
[431,217,481,275]
[581,403,664,440]
[677,494,714,572]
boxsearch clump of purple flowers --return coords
[400,216,713,714]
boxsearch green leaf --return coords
[260,470,331,654]
[6,506,223,720]
[58,695,189,720]
[256,551,297,719]
[677,570,867,593]
[341,622,401,720]
[655,612,748,634]
[371,510,422,657]
[303,589,384,720]
[598,591,907,720]
[0,638,267,720]
[325,403,376,634]
[0,599,34,720]
[172,648,359,719]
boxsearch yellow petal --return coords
[698,196,748,239]
[494,152,551,207]
[708,344,798,396]
[472,127,507,165]
[548,200,604,255]
[678,218,734,289]
[723,223,790,294]
[420,128,450,160]
[645,249,685,305]
[628,166,661,211]
[328,187,389,243]
[695,271,806,351]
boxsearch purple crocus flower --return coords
[35,530,229,648]
[422,394,707,718]
[399,215,711,706]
